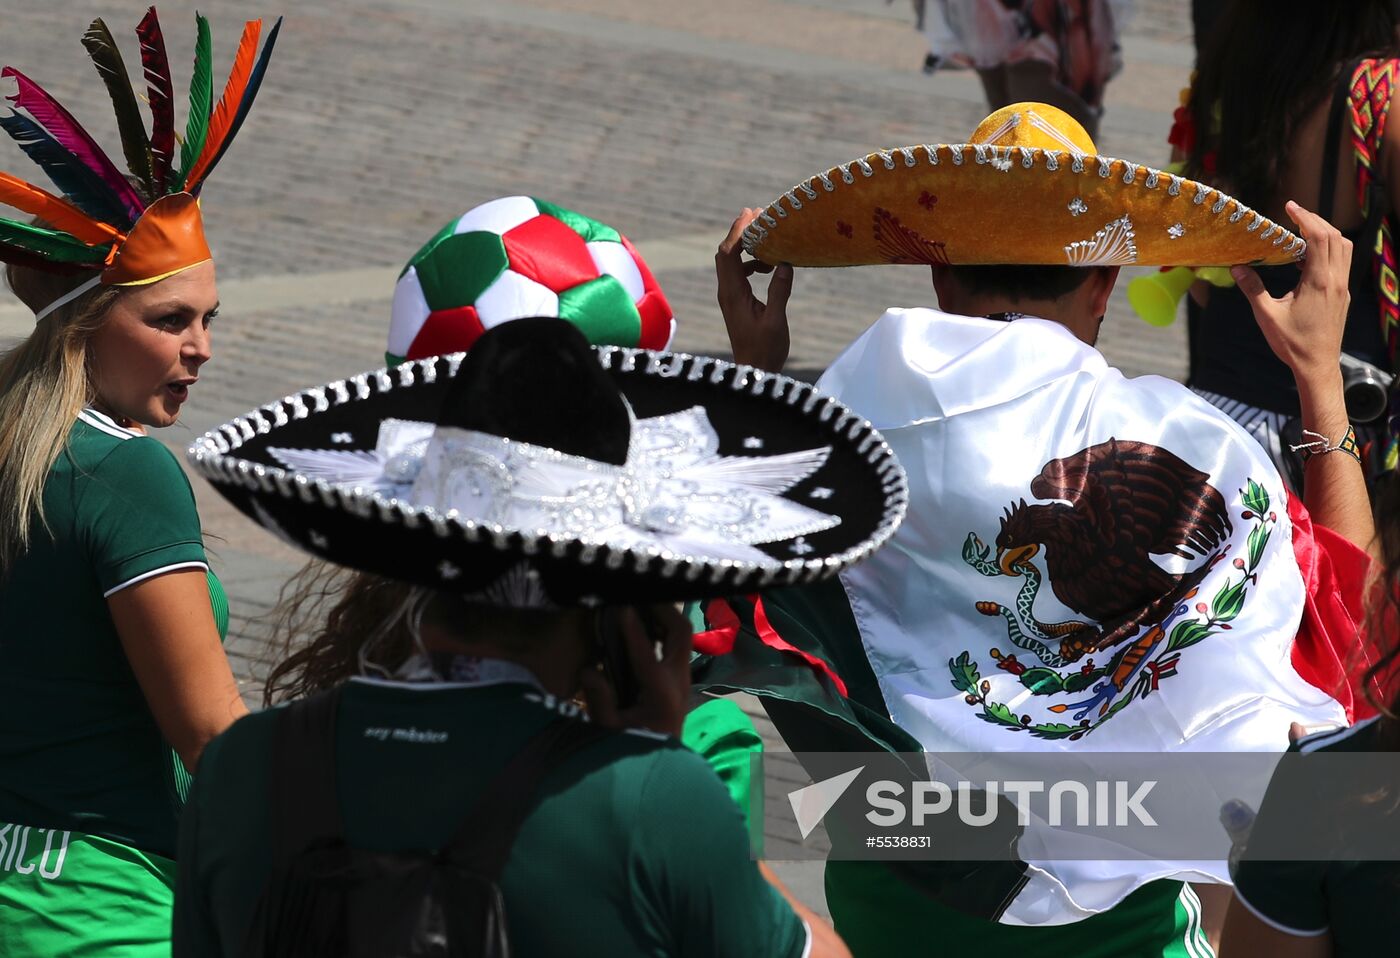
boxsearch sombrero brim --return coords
[187,347,909,606]
[743,144,1304,269]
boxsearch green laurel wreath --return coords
[949,478,1276,741]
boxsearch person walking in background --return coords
[907,0,974,73]
[1181,0,1400,484]
[914,0,1129,139]
[0,10,281,955]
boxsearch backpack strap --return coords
[445,717,619,879]
[1348,57,1398,216]
[264,684,634,879]
[266,687,623,870]
[266,687,347,863]
[1347,57,1400,365]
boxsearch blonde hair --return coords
[0,265,121,575]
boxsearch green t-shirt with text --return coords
[0,408,222,859]
[174,679,808,957]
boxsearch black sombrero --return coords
[187,319,908,606]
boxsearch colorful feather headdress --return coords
[0,7,281,319]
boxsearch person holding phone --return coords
[172,317,910,956]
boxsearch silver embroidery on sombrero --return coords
[269,418,436,494]
[977,110,1021,146]
[462,561,557,610]
[410,406,840,567]
[1025,109,1086,157]
[1064,214,1138,266]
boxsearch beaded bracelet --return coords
[1290,426,1362,465]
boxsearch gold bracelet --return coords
[1290,426,1362,465]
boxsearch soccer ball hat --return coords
[387,196,676,365]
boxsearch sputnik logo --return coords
[787,766,864,839]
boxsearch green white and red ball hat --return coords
[386,196,676,365]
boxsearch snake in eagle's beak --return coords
[997,543,1040,576]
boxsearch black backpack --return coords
[240,686,613,958]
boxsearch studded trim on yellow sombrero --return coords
[743,130,1306,270]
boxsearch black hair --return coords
[1186,0,1400,209]
[945,264,1100,302]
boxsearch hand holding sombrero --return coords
[742,102,1304,270]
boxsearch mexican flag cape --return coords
[695,307,1354,928]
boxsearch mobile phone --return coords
[595,607,664,710]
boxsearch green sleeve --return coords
[1232,858,1329,936]
[1230,744,1329,937]
[632,747,808,958]
[681,697,762,829]
[80,438,207,596]
[171,737,225,958]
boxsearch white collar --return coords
[79,407,142,440]
[351,655,545,693]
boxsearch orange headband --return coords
[0,9,279,318]
[101,192,211,287]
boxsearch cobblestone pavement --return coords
[0,0,1196,916]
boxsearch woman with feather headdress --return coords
[0,10,280,954]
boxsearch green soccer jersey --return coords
[174,677,809,958]
[1232,716,1400,956]
[0,409,223,858]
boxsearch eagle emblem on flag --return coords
[951,438,1277,741]
[693,308,1349,923]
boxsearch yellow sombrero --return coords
[743,103,1304,269]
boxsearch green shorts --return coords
[0,820,176,957]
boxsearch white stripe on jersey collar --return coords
[79,407,141,440]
